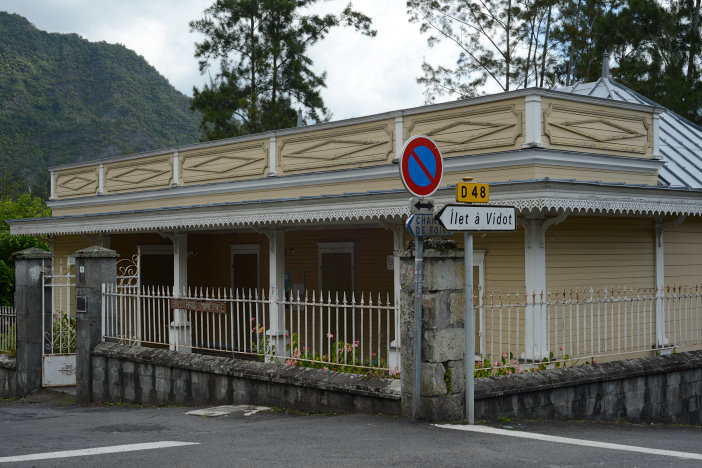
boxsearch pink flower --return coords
[251,317,256,322]
[506,369,512,375]
[353,340,360,347]
[285,359,297,366]
[323,366,329,370]
[501,352,508,359]
[371,353,377,357]
[388,367,399,376]
[515,366,522,373]
[559,346,563,351]
[327,333,334,339]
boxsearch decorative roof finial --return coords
[296,109,303,127]
[602,50,610,79]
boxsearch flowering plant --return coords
[283,332,397,377]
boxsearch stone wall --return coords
[475,350,702,425]
[398,241,467,421]
[0,355,17,398]
[91,342,401,414]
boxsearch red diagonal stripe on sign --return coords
[410,150,433,181]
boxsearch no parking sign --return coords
[399,135,443,198]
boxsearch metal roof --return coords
[558,78,702,189]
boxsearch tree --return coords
[407,0,562,102]
[0,194,51,306]
[410,0,702,123]
[190,0,375,140]
[553,0,702,123]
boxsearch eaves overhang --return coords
[9,179,702,236]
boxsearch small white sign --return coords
[43,354,77,387]
[406,214,452,237]
[436,205,516,231]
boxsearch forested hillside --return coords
[0,12,201,199]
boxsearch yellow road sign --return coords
[457,183,489,203]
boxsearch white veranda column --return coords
[266,229,288,360]
[169,232,191,352]
[519,211,568,360]
[655,216,686,347]
[522,217,548,360]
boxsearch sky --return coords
[1,0,459,121]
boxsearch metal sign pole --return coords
[412,235,423,421]
[464,232,475,424]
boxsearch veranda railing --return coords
[476,286,702,374]
[101,284,398,375]
[0,306,16,355]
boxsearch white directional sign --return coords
[436,204,516,231]
[406,214,452,237]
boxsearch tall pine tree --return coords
[190,0,375,140]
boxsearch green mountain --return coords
[0,12,202,199]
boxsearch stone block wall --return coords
[0,355,17,398]
[398,241,467,421]
[91,342,401,414]
[475,350,702,425]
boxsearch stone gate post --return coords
[399,239,466,421]
[13,248,51,396]
[74,246,117,403]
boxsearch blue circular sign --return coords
[400,135,443,197]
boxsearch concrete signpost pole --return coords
[412,235,423,421]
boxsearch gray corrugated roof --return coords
[558,78,702,189]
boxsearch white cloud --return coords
[2,0,461,120]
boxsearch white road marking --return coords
[0,441,199,463]
[186,405,270,417]
[435,424,702,461]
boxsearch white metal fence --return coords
[476,286,702,374]
[101,284,398,375]
[0,306,16,355]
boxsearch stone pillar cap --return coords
[12,247,51,260]
[74,246,119,258]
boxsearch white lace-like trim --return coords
[10,187,702,235]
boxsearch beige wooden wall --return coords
[284,228,394,296]
[454,228,526,293]
[53,235,95,259]
[52,227,394,295]
[546,216,656,290]
[664,217,702,286]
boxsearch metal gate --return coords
[113,251,142,344]
[41,258,77,387]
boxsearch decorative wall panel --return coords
[55,168,99,198]
[405,104,523,155]
[180,142,268,185]
[105,157,172,193]
[279,123,393,173]
[544,104,650,154]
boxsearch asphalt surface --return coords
[1,390,701,467]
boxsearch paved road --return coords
[1,390,701,467]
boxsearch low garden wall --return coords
[0,355,17,398]
[475,350,702,425]
[91,342,401,414]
